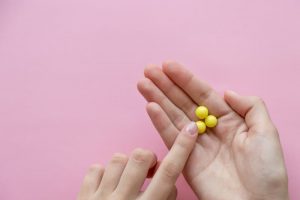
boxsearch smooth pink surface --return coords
[0,0,299,199]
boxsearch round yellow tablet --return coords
[196,121,206,134]
[195,106,208,119]
[205,115,218,128]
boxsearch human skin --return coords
[137,61,289,200]
[77,122,199,200]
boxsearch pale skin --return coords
[78,121,199,200]
[78,61,289,200]
[137,61,289,200]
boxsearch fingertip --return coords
[172,122,198,153]
[162,61,194,87]
[162,60,179,73]
[224,90,239,99]
[144,64,160,77]
[110,153,129,164]
[162,60,176,67]
[224,90,234,96]
[137,78,146,92]
[130,148,156,164]
[184,121,198,138]
[87,164,105,175]
[224,90,242,108]
[146,102,161,115]
[146,101,157,109]
[137,78,152,93]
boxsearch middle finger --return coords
[144,65,198,121]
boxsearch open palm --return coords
[137,61,288,200]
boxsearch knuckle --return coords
[110,153,128,164]
[172,114,187,129]
[161,161,181,180]
[87,164,104,174]
[180,99,193,112]
[147,103,162,119]
[252,96,265,106]
[200,89,213,101]
[138,78,153,93]
[132,148,154,163]
[144,64,153,73]
[142,78,153,91]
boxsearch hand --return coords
[78,122,198,200]
[137,61,289,200]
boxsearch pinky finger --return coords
[78,164,104,199]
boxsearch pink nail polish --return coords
[185,122,197,135]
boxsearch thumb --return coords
[224,90,274,132]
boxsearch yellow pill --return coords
[196,121,206,134]
[195,106,208,119]
[205,115,218,128]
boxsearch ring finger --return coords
[138,78,190,130]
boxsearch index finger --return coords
[162,61,232,117]
[142,122,198,199]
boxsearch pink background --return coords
[0,0,299,199]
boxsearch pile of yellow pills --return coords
[194,106,218,134]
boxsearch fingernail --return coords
[185,122,198,135]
